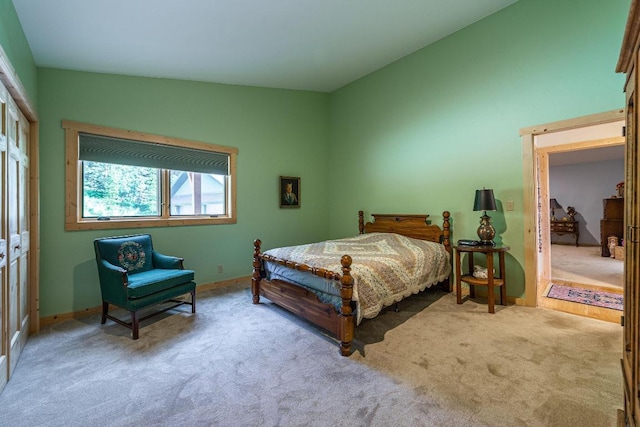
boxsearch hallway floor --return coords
[551,244,623,291]
[544,243,623,323]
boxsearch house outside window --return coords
[64,120,238,230]
[169,170,226,216]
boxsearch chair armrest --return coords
[95,259,130,305]
[97,259,129,287]
[152,251,185,270]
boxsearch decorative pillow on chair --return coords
[96,234,154,273]
[117,240,148,272]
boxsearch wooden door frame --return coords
[520,109,625,307]
[0,45,39,334]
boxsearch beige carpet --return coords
[0,283,622,426]
[551,244,623,290]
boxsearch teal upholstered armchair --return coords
[93,234,196,339]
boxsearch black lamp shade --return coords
[473,189,497,212]
[549,198,561,209]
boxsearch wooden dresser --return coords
[550,220,579,246]
[600,197,624,257]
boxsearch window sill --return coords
[65,216,236,231]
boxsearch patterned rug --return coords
[547,284,623,311]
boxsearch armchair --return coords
[93,234,196,339]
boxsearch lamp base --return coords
[477,214,496,246]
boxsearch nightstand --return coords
[454,244,510,313]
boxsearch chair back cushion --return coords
[95,234,154,273]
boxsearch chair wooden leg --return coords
[131,311,139,340]
[191,290,196,313]
[101,301,108,324]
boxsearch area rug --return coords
[547,283,623,311]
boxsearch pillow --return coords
[96,234,154,273]
[117,240,149,272]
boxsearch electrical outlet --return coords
[506,201,514,211]
[217,265,223,274]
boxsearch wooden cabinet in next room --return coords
[600,197,624,257]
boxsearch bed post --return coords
[442,211,452,291]
[339,255,354,356]
[442,211,451,253]
[252,239,262,304]
[358,210,364,234]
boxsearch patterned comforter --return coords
[263,233,451,324]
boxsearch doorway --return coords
[548,146,624,291]
[520,110,625,322]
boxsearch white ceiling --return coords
[549,145,625,167]
[12,0,518,92]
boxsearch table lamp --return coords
[473,188,497,245]
[549,198,561,221]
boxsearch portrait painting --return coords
[280,176,300,208]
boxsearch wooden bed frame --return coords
[251,210,451,356]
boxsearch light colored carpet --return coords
[0,283,622,426]
[551,244,623,289]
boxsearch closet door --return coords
[632,50,640,425]
[0,78,8,394]
[623,62,639,425]
[6,96,25,377]
[17,111,29,354]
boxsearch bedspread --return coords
[263,233,451,324]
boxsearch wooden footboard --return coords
[252,239,354,355]
[252,210,451,356]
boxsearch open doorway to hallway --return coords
[520,110,625,323]
[548,145,624,292]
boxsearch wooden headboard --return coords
[358,211,451,253]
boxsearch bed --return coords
[251,210,452,356]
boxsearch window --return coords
[64,121,237,230]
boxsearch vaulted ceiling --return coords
[12,0,518,92]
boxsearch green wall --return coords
[37,69,330,317]
[328,0,630,297]
[0,0,37,107]
[2,0,633,316]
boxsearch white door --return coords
[6,96,26,378]
[18,111,29,360]
[0,76,8,394]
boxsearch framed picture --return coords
[280,176,300,208]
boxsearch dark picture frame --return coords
[280,176,300,208]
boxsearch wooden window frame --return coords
[64,120,238,231]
